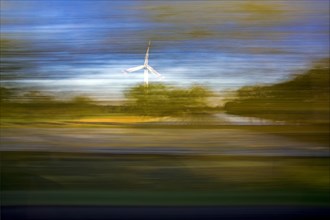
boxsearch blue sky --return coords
[1,0,329,100]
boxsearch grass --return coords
[1,151,329,205]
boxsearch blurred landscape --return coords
[0,0,329,217]
[1,59,329,207]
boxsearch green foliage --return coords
[225,59,330,124]
[22,90,55,103]
[0,90,107,120]
[70,95,94,105]
[125,83,212,116]
[0,87,15,103]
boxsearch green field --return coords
[1,151,329,205]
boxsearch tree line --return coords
[224,58,329,124]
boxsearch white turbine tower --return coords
[123,41,163,87]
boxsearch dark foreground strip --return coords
[1,206,330,220]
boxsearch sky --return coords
[1,0,329,100]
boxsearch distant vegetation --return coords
[125,84,212,116]
[0,89,108,120]
[0,83,213,122]
[225,59,329,124]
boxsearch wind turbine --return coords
[123,41,163,87]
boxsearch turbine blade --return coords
[124,65,144,73]
[144,44,150,66]
[146,65,162,78]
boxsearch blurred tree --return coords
[125,83,211,116]
[70,95,94,105]
[0,87,15,103]
[224,58,330,124]
[23,90,55,103]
